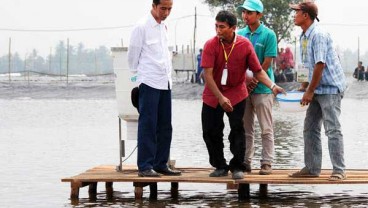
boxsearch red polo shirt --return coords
[201,35,262,108]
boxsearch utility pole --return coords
[8,37,11,82]
[59,46,62,81]
[49,47,52,74]
[193,7,197,82]
[193,7,197,56]
[358,36,360,63]
[95,49,98,75]
[66,38,70,85]
[294,37,297,64]
[24,53,27,81]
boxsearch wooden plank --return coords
[62,165,368,185]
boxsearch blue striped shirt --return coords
[300,22,346,94]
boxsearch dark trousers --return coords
[137,83,172,171]
[201,99,247,172]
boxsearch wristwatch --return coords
[270,83,276,90]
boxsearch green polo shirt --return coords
[238,24,277,94]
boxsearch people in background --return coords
[127,0,181,177]
[200,10,284,180]
[283,47,295,81]
[275,48,286,82]
[196,49,204,84]
[284,47,295,69]
[288,1,347,181]
[276,47,285,72]
[237,0,278,175]
[353,61,365,81]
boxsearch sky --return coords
[0,0,367,58]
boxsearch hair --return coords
[153,0,160,6]
[215,10,237,27]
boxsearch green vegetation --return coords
[203,0,298,43]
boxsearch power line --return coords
[0,14,213,32]
[0,25,135,32]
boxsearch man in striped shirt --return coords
[288,1,347,181]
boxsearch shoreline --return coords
[2,79,361,100]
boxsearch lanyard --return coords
[220,34,237,65]
[301,35,308,64]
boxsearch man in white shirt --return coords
[128,0,181,177]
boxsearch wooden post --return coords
[106,182,113,199]
[238,184,250,201]
[149,183,158,200]
[134,182,144,199]
[70,181,82,200]
[259,184,268,198]
[88,182,98,199]
[171,182,179,199]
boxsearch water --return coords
[1,76,368,207]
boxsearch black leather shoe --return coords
[138,169,160,177]
[154,168,182,176]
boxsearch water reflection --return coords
[71,185,368,207]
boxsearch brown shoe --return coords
[288,167,319,178]
[259,164,272,175]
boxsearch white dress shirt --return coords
[128,13,172,90]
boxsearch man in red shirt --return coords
[201,10,284,179]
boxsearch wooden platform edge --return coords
[61,165,368,200]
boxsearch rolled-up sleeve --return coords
[312,33,328,64]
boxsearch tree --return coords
[202,0,298,43]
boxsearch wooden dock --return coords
[61,165,368,200]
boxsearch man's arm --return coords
[254,69,285,95]
[301,62,324,105]
[127,26,143,73]
[247,57,273,92]
[261,57,273,72]
[203,68,233,112]
[247,57,273,91]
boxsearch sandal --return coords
[288,167,319,178]
[328,172,346,181]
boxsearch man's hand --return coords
[246,77,259,93]
[219,96,233,112]
[271,85,286,96]
[301,90,314,106]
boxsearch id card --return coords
[296,64,309,83]
[221,68,228,85]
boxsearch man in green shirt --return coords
[237,0,278,175]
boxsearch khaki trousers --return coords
[243,94,274,166]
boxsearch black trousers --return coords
[201,99,247,172]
